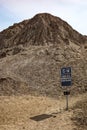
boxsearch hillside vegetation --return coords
[72,95,87,130]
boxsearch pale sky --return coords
[0,0,87,35]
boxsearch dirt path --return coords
[0,93,86,130]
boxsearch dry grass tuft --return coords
[71,95,87,130]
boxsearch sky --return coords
[0,0,87,35]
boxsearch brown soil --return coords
[0,93,86,130]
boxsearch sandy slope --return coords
[0,93,86,130]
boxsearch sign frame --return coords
[61,67,72,87]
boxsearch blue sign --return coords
[61,67,72,86]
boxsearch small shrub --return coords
[72,99,87,130]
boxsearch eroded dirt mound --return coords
[0,13,87,96]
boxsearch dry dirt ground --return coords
[0,93,86,130]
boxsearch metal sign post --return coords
[61,67,72,111]
[63,90,70,110]
[66,94,68,110]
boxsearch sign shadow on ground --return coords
[30,114,55,121]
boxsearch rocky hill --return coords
[0,13,87,97]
